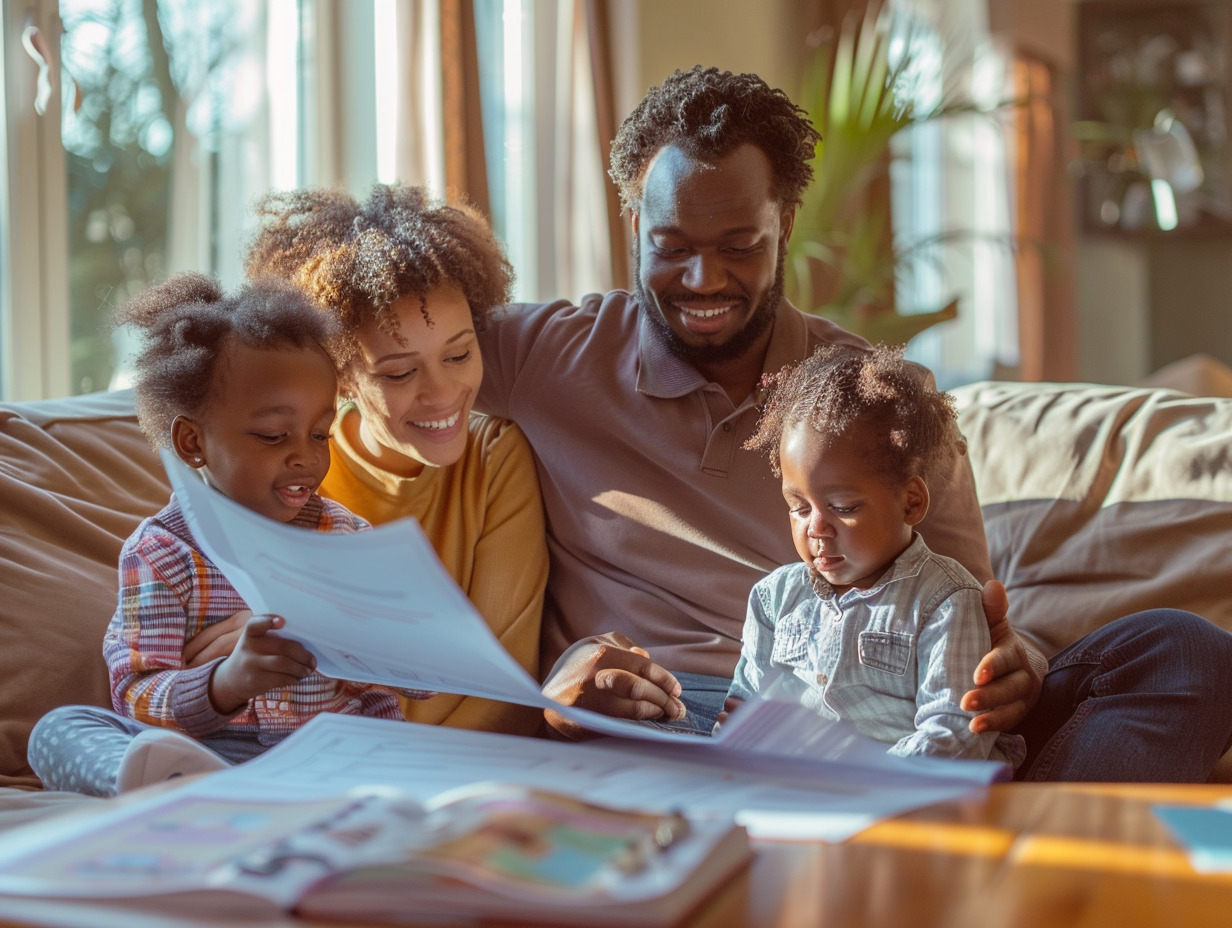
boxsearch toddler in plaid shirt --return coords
[28,273,432,796]
[720,344,1024,768]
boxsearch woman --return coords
[196,184,547,736]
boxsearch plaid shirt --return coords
[104,493,427,744]
[728,534,1026,767]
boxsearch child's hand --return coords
[185,609,250,667]
[208,614,316,715]
[712,695,745,733]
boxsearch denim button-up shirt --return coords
[728,534,1025,767]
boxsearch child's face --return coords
[181,342,338,523]
[346,283,482,475]
[778,420,927,594]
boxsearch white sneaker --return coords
[116,729,231,793]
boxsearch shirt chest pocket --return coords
[858,630,913,675]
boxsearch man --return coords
[477,67,1232,781]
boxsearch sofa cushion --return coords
[3,381,1230,788]
[0,390,168,789]
[953,381,1232,658]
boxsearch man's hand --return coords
[960,580,1044,734]
[185,610,249,667]
[541,633,685,740]
[208,614,316,715]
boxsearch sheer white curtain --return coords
[115,0,375,389]
[474,0,615,304]
[889,0,1020,389]
[374,0,444,194]
[2,0,610,399]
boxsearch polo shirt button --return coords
[722,422,732,432]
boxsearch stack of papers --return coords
[114,451,1008,844]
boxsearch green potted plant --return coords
[788,5,1001,344]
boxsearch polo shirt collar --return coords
[635,298,811,400]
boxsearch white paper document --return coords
[227,714,996,841]
[163,453,553,708]
[161,451,1004,836]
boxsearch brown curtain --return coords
[583,0,630,290]
[440,0,490,215]
[434,0,622,297]
[1012,52,1077,381]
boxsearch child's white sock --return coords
[116,728,231,792]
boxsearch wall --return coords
[1076,234,1232,384]
[1075,238,1151,385]
[610,0,815,122]
[1068,0,1232,381]
[1147,238,1232,369]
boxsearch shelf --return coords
[1076,0,1232,235]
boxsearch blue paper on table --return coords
[1153,804,1232,872]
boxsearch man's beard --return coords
[635,242,786,368]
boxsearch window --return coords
[2,0,386,401]
[474,0,617,304]
[889,0,1020,389]
[61,0,311,394]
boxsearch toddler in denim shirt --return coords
[724,344,1024,767]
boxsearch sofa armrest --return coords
[0,389,169,789]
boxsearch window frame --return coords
[1,0,387,402]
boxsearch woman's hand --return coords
[961,580,1044,734]
[541,633,685,740]
[208,614,316,715]
[184,610,249,667]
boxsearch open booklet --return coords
[161,451,1007,787]
[0,782,749,927]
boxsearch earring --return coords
[192,456,203,466]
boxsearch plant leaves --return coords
[786,6,1021,344]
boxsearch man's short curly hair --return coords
[245,184,513,369]
[114,272,337,451]
[745,343,962,487]
[609,65,820,212]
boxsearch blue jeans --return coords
[673,671,731,733]
[1013,609,1232,782]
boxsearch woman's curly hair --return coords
[609,65,820,212]
[114,272,337,451]
[245,184,513,369]
[745,343,962,486]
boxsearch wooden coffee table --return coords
[3,782,1230,928]
[680,782,1232,928]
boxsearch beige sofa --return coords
[1,382,1231,806]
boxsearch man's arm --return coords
[909,363,1047,733]
[475,300,578,419]
[925,452,1045,732]
[962,580,1048,734]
